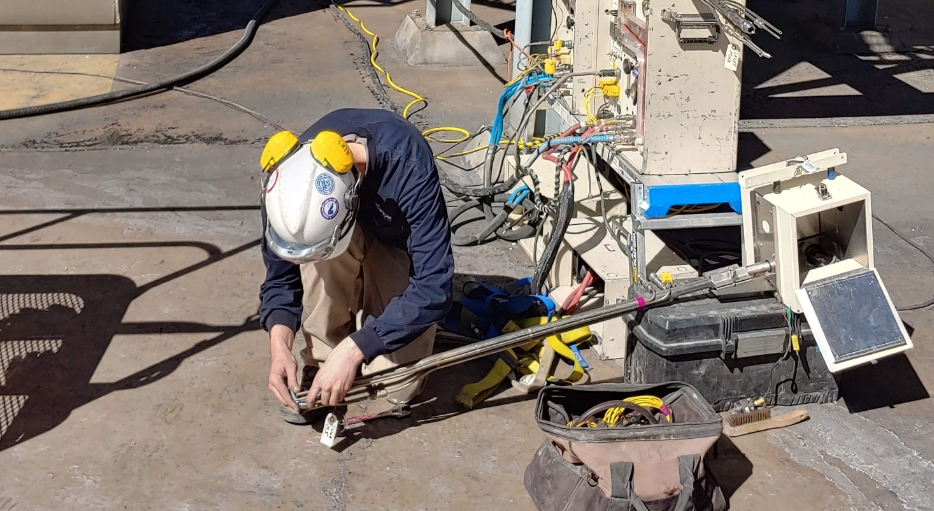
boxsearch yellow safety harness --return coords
[456,316,592,409]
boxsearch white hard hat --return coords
[261,132,361,264]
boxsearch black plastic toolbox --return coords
[624,293,839,412]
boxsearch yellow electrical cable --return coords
[337,5,427,119]
[422,127,471,143]
[684,204,721,213]
[505,65,533,87]
[599,396,672,427]
[625,395,665,410]
[335,4,486,151]
[434,137,546,161]
[335,9,564,166]
[669,204,722,215]
[603,406,625,427]
[505,53,549,87]
[583,86,602,123]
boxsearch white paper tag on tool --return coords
[320,413,341,448]
[798,159,820,174]
[724,44,740,71]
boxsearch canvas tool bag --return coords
[525,382,728,511]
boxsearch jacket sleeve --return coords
[349,160,454,362]
[258,204,304,334]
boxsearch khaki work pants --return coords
[298,227,435,380]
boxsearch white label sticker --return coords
[724,44,740,71]
[320,413,341,448]
[799,160,820,174]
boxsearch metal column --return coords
[511,0,553,79]
[509,0,554,131]
[426,0,471,26]
[830,0,878,30]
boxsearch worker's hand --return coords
[309,337,365,407]
[268,325,299,411]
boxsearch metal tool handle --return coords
[297,262,773,410]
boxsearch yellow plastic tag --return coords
[791,334,800,352]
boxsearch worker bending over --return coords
[258,108,454,424]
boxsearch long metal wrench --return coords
[296,262,774,410]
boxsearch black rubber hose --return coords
[439,169,525,198]
[0,0,278,121]
[450,0,506,38]
[450,199,507,246]
[531,176,574,293]
[497,224,536,242]
[449,197,538,246]
[496,199,539,241]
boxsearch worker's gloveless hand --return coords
[268,325,299,411]
[309,337,365,407]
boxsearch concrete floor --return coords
[1,1,933,510]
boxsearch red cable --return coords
[562,270,595,315]
[561,127,594,181]
[506,47,512,82]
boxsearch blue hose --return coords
[489,73,551,146]
[539,134,616,151]
[507,185,530,207]
[521,134,617,170]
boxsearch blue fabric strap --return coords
[444,279,557,339]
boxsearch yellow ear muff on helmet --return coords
[261,131,300,172]
[310,131,354,175]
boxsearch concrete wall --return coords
[0,0,121,54]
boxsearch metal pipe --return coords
[426,0,471,27]
[512,0,534,81]
[297,262,774,410]
[298,276,720,409]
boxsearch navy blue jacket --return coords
[259,109,454,363]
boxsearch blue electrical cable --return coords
[489,73,551,147]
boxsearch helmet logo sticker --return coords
[315,174,335,195]
[321,197,340,220]
[265,168,279,193]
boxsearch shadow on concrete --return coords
[0,206,539,453]
[741,0,934,120]
[0,206,262,453]
[449,25,508,85]
[836,353,930,413]
[327,353,541,450]
[709,436,754,501]
[0,205,258,246]
[122,0,417,52]
[0,274,260,454]
[736,131,771,171]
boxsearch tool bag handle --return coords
[607,454,700,511]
